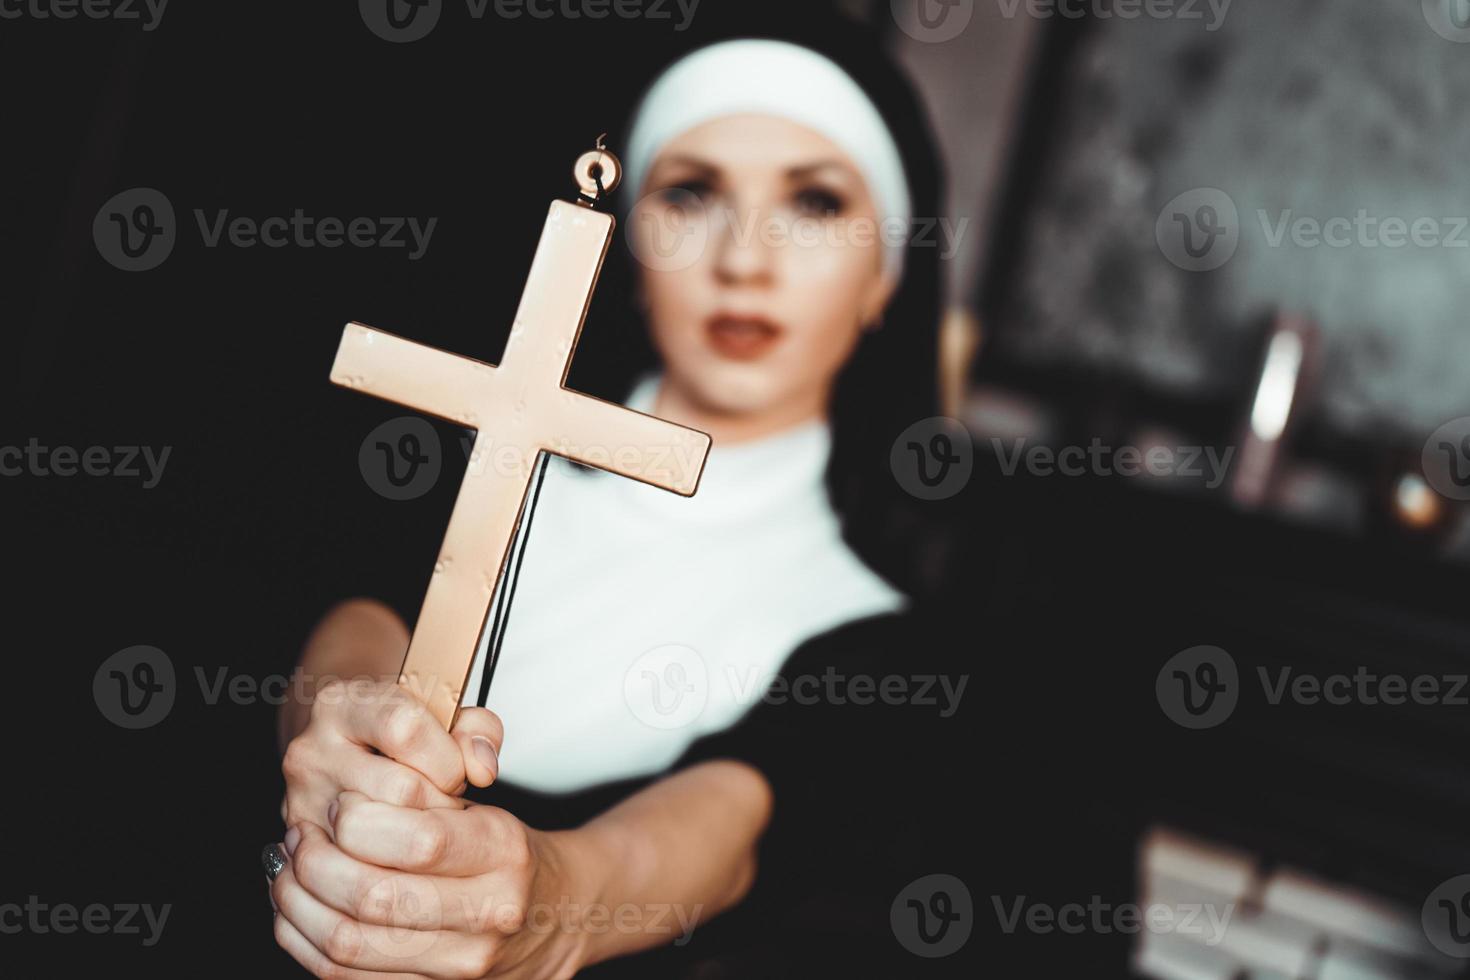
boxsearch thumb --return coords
[451,707,503,789]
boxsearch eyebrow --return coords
[650,154,857,181]
[648,154,719,175]
[785,160,857,179]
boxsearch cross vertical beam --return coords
[330,194,709,729]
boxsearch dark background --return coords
[6,0,1470,975]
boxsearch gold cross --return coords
[329,147,710,729]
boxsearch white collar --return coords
[605,374,835,527]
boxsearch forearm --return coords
[545,759,773,970]
[277,598,409,753]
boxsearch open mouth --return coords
[705,314,784,360]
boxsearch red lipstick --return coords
[705,313,783,360]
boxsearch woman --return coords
[267,30,955,978]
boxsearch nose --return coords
[711,202,775,286]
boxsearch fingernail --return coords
[472,736,499,775]
[283,825,301,858]
[327,800,339,827]
[261,843,286,881]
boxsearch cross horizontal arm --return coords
[330,322,495,425]
[548,392,711,497]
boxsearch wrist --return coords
[526,827,607,975]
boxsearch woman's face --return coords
[628,114,897,425]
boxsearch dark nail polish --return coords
[261,843,286,881]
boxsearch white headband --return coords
[622,38,913,279]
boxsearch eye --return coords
[657,179,715,205]
[793,186,846,218]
